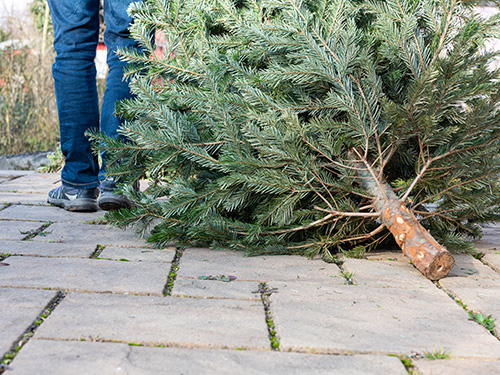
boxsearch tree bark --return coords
[354,161,455,280]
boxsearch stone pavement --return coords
[1,171,500,374]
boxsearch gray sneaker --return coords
[98,178,139,211]
[47,185,99,212]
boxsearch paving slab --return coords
[31,222,149,247]
[270,281,500,358]
[98,246,175,262]
[8,340,407,375]
[173,277,261,300]
[482,224,500,234]
[35,292,269,349]
[0,256,169,295]
[0,205,104,223]
[439,256,500,333]
[414,358,500,375]
[0,170,35,177]
[0,192,49,205]
[341,258,435,289]
[178,248,344,283]
[0,239,95,258]
[364,250,407,262]
[474,238,499,251]
[444,255,498,279]
[474,225,500,248]
[0,221,43,241]
[0,288,57,358]
[0,173,60,193]
[482,252,500,273]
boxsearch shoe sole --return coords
[98,196,131,211]
[47,197,98,212]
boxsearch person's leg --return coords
[47,0,100,211]
[99,0,139,173]
[98,0,141,210]
[48,0,101,189]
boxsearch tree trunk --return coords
[41,2,51,58]
[354,161,455,280]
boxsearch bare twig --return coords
[314,205,379,217]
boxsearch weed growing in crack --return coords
[164,265,179,294]
[89,244,105,259]
[469,312,496,332]
[259,283,280,351]
[454,298,467,310]
[20,221,53,241]
[472,251,485,260]
[163,249,183,296]
[267,318,279,350]
[423,346,451,360]
[0,203,13,211]
[81,217,108,225]
[0,291,65,373]
[389,354,415,374]
[437,282,498,338]
[340,270,356,285]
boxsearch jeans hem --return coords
[62,179,100,190]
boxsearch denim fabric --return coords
[48,0,139,189]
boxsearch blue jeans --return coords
[48,0,139,189]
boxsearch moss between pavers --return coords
[163,249,183,296]
[0,291,65,374]
[258,283,280,351]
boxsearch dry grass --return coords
[0,5,58,155]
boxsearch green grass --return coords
[340,270,356,285]
[127,342,143,347]
[469,312,496,332]
[389,354,414,374]
[423,347,451,360]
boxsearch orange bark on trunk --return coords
[373,197,455,280]
[352,156,455,280]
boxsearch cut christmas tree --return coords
[91,0,500,280]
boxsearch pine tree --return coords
[91,0,500,278]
